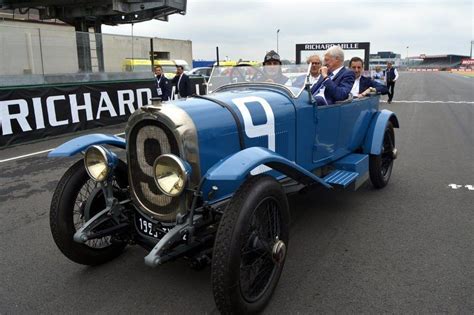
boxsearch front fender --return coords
[363,110,399,155]
[48,134,126,157]
[202,147,331,202]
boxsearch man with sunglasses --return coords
[295,54,322,87]
[307,55,322,85]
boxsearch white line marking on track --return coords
[0,132,125,164]
[448,183,474,191]
[382,100,474,104]
[0,148,55,163]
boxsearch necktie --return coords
[311,72,334,96]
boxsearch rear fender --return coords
[48,134,126,157]
[363,110,399,155]
[202,147,331,202]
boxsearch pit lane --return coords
[0,72,472,313]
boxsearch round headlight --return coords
[153,154,189,197]
[84,145,109,182]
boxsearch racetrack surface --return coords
[0,72,473,313]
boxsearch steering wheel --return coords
[228,66,248,83]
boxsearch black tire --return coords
[50,159,128,265]
[369,121,395,188]
[212,175,290,314]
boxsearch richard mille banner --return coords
[0,78,206,148]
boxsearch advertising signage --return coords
[296,42,371,70]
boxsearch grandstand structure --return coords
[368,51,402,69]
[409,54,470,71]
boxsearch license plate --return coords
[135,213,169,239]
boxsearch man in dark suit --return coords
[172,65,193,98]
[154,65,171,101]
[311,46,355,106]
[349,57,388,98]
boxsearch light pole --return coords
[277,29,280,53]
[406,45,409,68]
[131,23,134,71]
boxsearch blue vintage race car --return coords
[48,64,399,314]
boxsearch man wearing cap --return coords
[260,50,290,85]
[311,46,355,106]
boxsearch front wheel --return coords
[50,159,128,265]
[212,175,290,314]
[369,121,396,188]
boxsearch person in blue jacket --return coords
[311,46,355,106]
[349,57,388,98]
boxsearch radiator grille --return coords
[128,120,181,217]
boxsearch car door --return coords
[312,104,342,165]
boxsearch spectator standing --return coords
[154,65,171,101]
[172,65,192,98]
[385,62,399,104]
[372,65,385,84]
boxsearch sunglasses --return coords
[310,62,321,65]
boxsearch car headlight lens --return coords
[84,145,110,182]
[153,154,190,197]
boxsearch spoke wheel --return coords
[239,197,281,302]
[50,159,128,265]
[369,121,396,188]
[212,175,289,314]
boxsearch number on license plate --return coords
[137,217,169,239]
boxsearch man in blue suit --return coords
[311,46,355,106]
[349,57,388,98]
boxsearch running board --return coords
[324,154,370,190]
[323,170,359,188]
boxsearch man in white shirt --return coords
[307,55,322,86]
[349,57,388,98]
[385,61,399,104]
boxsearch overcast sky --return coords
[102,0,473,61]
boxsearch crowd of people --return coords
[154,45,399,105]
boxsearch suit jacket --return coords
[155,75,171,101]
[172,73,193,98]
[359,76,388,95]
[311,67,355,105]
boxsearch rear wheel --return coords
[369,121,395,188]
[50,159,128,265]
[212,175,290,314]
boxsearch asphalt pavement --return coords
[0,71,473,314]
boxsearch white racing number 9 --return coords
[232,96,275,175]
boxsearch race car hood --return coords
[173,87,297,177]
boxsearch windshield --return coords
[207,64,310,97]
